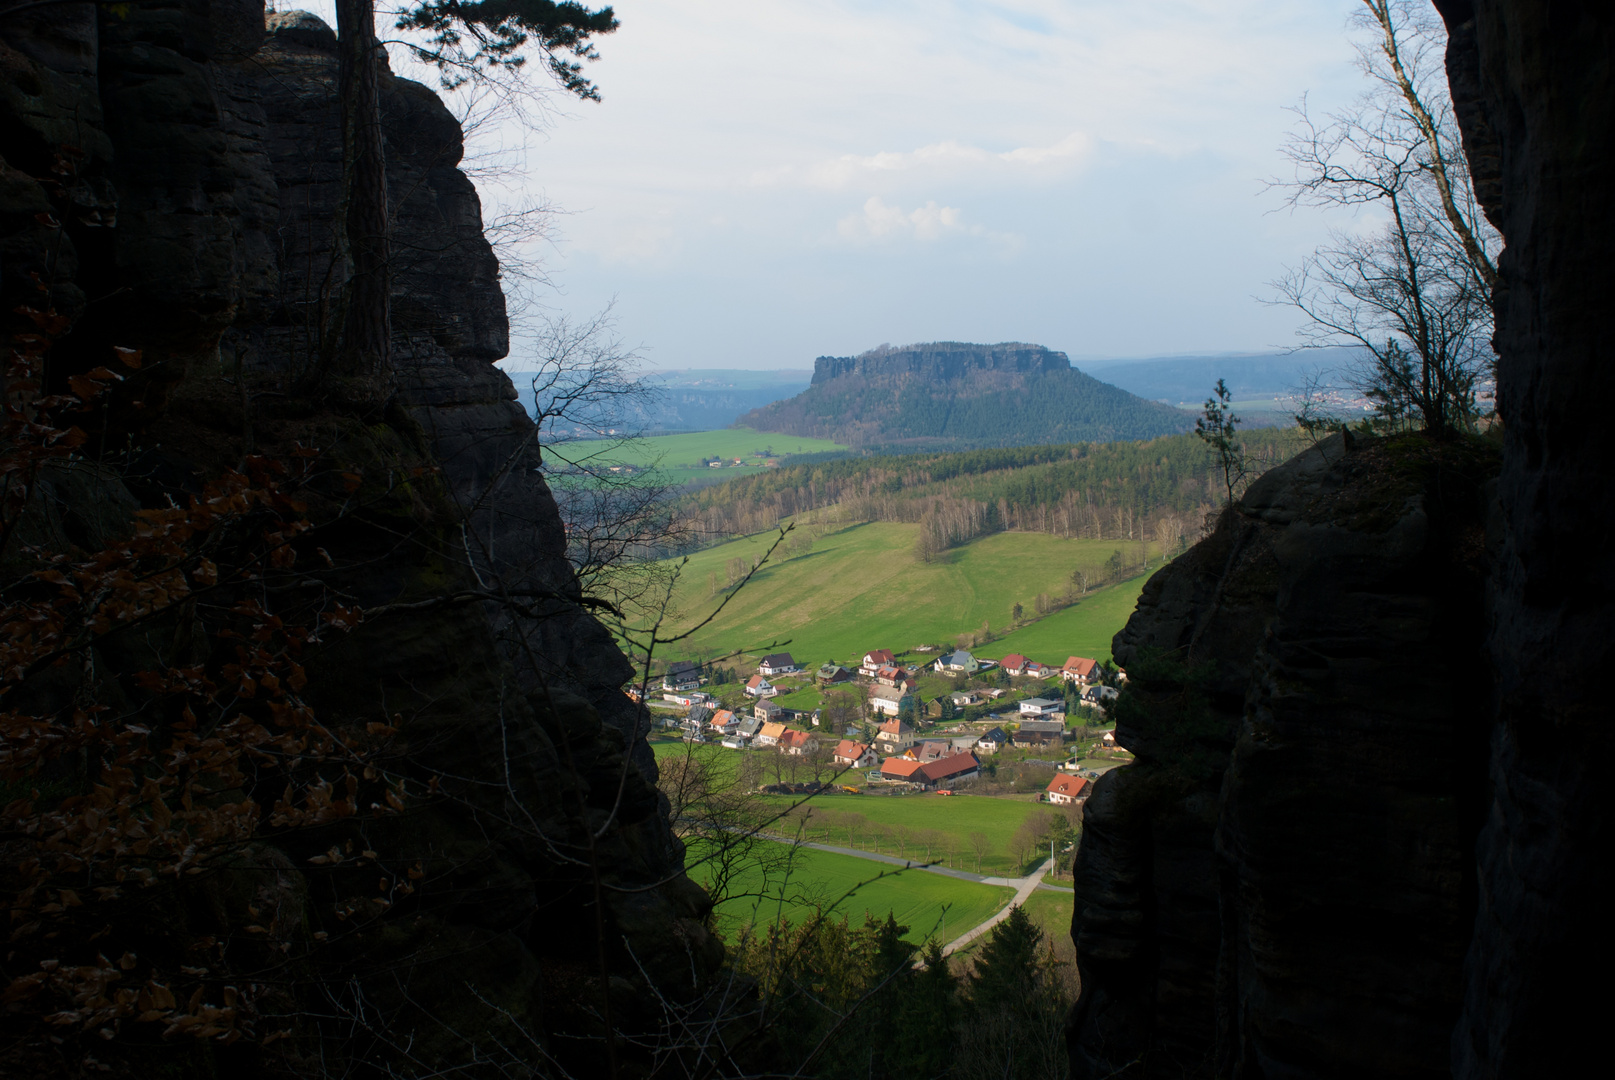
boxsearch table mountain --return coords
[739,341,1193,450]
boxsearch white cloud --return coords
[757,133,1093,190]
[834,197,1025,252]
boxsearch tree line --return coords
[679,428,1304,555]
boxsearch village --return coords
[638,644,1131,808]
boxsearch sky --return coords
[330,1,1379,370]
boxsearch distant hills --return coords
[739,342,1194,450]
[1080,348,1364,409]
[509,368,812,434]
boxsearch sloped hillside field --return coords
[654,522,1160,664]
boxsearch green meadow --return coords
[975,573,1153,666]
[693,841,1014,945]
[654,521,1161,666]
[761,792,1062,878]
[604,427,846,488]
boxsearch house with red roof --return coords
[859,649,896,676]
[999,654,1029,676]
[778,729,817,755]
[1046,774,1090,806]
[1062,657,1100,685]
[745,674,779,698]
[918,752,981,789]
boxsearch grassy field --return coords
[696,842,1014,945]
[975,572,1154,665]
[604,427,845,488]
[655,522,1161,666]
[760,792,1061,877]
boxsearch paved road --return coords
[941,858,1054,957]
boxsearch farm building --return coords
[879,757,926,782]
[918,752,981,789]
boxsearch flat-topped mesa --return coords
[811,341,1071,384]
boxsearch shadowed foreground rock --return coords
[1068,433,1497,1078]
[1,3,720,1075]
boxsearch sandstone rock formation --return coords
[1,3,717,1074]
[1068,432,1497,1078]
[1068,3,1614,1075]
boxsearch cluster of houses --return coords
[661,645,1122,799]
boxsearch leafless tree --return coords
[970,831,991,874]
[1271,0,1499,436]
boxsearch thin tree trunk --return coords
[335,0,392,397]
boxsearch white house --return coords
[1046,774,1090,806]
[1061,656,1100,685]
[859,649,896,676]
[832,740,878,768]
[933,650,977,674]
[745,675,778,698]
[868,684,913,717]
[1019,697,1063,717]
[661,661,702,692]
[758,652,800,676]
[976,727,1008,754]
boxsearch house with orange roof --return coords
[745,674,779,698]
[1062,656,1100,684]
[879,757,926,782]
[756,721,788,747]
[1047,774,1090,805]
[999,654,1029,676]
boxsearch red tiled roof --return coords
[834,740,869,760]
[1000,654,1028,670]
[746,674,767,687]
[864,649,895,664]
[1047,774,1089,798]
[880,757,926,778]
[1063,657,1098,675]
[919,752,980,782]
[779,730,812,748]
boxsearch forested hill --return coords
[738,341,1194,450]
[680,428,1305,552]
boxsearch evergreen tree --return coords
[968,905,1045,1011]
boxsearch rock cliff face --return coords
[1434,3,1615,1075]
[1068,433,1497,1078]
[744,341,1191,450]
[1,3,716,1074]
[810,341,1071,384]
[1068,3,1614,1075]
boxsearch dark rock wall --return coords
[1068,434,1498,1078]
[1435,3,1615,1076]
[1070,2,1614,1076]
[1,3,717,1073]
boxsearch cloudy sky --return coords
[360,1,1378,370]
